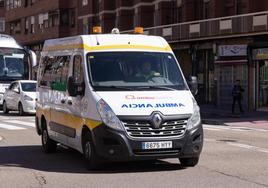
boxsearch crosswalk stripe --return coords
[4,120,35,127]
[0,123,26,130]
[203,124,268,132]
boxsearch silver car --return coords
[3,80,37,115]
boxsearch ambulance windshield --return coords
[87,52,187,91]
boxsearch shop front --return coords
[252,48,268,111]
[214,45,249,111]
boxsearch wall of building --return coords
[5,0,77,46]
[0,0,5,33]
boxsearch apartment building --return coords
[5,0,77,57]
[77,0,268,111]
[4,0,268,111]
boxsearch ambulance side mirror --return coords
[188,76,198,96]
[67,76,85,97]
[67,76,78,97]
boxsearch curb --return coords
[202,119,226,126]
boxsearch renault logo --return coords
[152,113,162,129]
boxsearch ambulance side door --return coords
[66,54,86,149]
[49,56,70,145]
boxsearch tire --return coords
[179,157,199,167]
[18,102,25,116]
[41,121,57,153]
[83,131,100,170]
[3,101,9,114]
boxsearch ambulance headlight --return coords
[187,100,201,130]
[97,99,124,131]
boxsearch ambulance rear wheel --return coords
[41,121,57,153]
[179,157,199,167]
[83,132,100,170]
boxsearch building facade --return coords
[5,0,78,58]
[0,0,5,33]
[77,0,268,111]
[4,0,268,111]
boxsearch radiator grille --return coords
[122,119,188,138]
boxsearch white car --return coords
[3,80,37,115]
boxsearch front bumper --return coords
[91,123,203,161]
[22,101,36,114]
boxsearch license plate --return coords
[142,141,172,150]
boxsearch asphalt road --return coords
[0,113,268,188]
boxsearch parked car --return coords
[3,80,37,115]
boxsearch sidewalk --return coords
[200,105,268,129]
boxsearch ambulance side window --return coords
[73,55,84,84]
[38,56,53,87]
[51,56,70,91]
[72,55,85,95]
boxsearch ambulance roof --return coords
[42,34,172,53]
[0,34,23,49]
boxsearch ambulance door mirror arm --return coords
[188,76,198,96]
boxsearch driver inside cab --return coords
[136,61,160,81]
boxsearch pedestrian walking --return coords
[232,79,244,114]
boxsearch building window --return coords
[83,18,89,34]
[14,0,22,8]
[60,10,69,26]
[30,16,35,33]
[204,0,210,19]
[235,0,242,15]
[25,18,29,34]
[0,18,5,32]
[0,0,4,7]
[49,11,60,27]
[38,13,48,30]
[14,20,21,34]
[6,0,22,10]
[31,0,36,5]
[70,10,75,28]
[82,0,88,6]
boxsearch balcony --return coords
[123,11,268,43]
[12,26,77,45]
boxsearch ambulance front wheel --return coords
[179,157,199,167]
[83,131,100,170]
[41,120,57,153]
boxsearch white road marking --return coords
[203,124,268,132]
[0,123,26,130]
[205,138,268,154]
[4,120,35,127]
[203,127,221,131]
[227,142,268,154]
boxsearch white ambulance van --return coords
[36,28,203,170]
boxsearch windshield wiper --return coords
[93,85,135,91]
[136,86,177,91]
